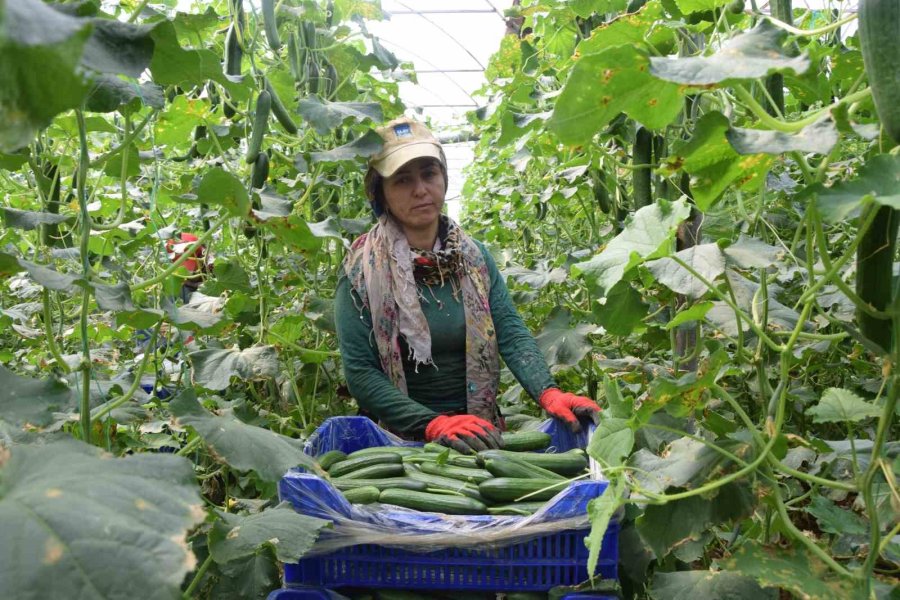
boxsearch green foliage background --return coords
[0,0,898,598]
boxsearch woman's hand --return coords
[424,414,503,454]
[539,388,601,432]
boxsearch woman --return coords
[334,117,600,453]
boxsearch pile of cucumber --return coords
[314,431,590,516]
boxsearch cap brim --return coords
[372,142,443,177]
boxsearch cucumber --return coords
[245,90,270,164]
[856,203,897,352]
[315,449,346,471]
[379,488,487,515]
[486,502,548,516]
[477,449,587,476]
[592,170,611,214]
[859,0,900,144]
[261,0,281,51]
[341,485,380,504]
[250,151,269,189]
[632,126,653,209]
[264,78,298,134]
[334,462,404,480]
[478,478,569,503]
[423,442,456,454]
[483,457,565,481]
[331,477,427,492]
[419,462,494,484]
[403,466,485,501]
[328,452,402,478]
[447,455,480,469]
[347,446,422,459]
[223,24,242,77]
[500,431,552,452]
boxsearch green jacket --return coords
[334,241,555,438]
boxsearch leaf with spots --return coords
[649,21,810,86]
[660,112,772,211]
[550,44,683,145]
[208,502,329,564]
[650,570,776,599]
[576,1,677,57]
[0,439,204,600]
[724,542,864,599]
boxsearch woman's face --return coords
[382,157,445,233]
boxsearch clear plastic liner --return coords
[281,416,607,555]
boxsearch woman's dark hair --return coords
[364,159,449,217]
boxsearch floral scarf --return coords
[343,214,501,426]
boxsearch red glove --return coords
[166,233,205,274]
[425,414,503,454]
[539,388,601,432]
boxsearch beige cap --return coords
[369,117,446,177]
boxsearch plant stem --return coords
[76,110,93,445]
[91,322,161,420]
[91,113,132,231]
[42,289,71,373]
[733,85,872,134]
[765,12,857,37]
[182,553,213,599]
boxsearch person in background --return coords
[165,232,207,303]
[334,117,601,453]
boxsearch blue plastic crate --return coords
[279,417,618,592]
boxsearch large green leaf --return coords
[573,199,691,295]
[587,417,634,467]
[534,308,594,368]
[0,365,75,429]
[646,243,725,299]
[675,0,731,12]
[0,440,204,599]
[661,112,772,211]
[550,44,683,145]
[85,75,164,113]
[726,118,839,156]
[724,542,863,599]
[630,436,748,494]
[1,207,73,231]
[806,388,882,424]
[593,279,648,336]
[169,389,321,480]
[636,482,754,558]
[296,95,383,135]
[806,495,868,535]
[649,21,809,86]
[650,571,775,600]
[309,130,384,164]
[576,1,676,56]
[79,18,157,77]
[209,550,280,600]
[208,503,329,564]
[813,154,900,223]
[0,0,92,151]
[189,345,280,391]
[723,235,782,269]
[196,167,250,217]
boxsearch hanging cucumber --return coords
[856,204,898,352]
[591,169,611,214]
[245,90,271,164]
[261,0,281,51]
[306,55,321,95]
[264,78,298,134]
[287,32,300,79]
[632,126,653,209]
[251,151,270,190]
[224,24,243,78]
[322,60,338,99]
[858,0,900,145]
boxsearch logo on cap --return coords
[393,123,413,138]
